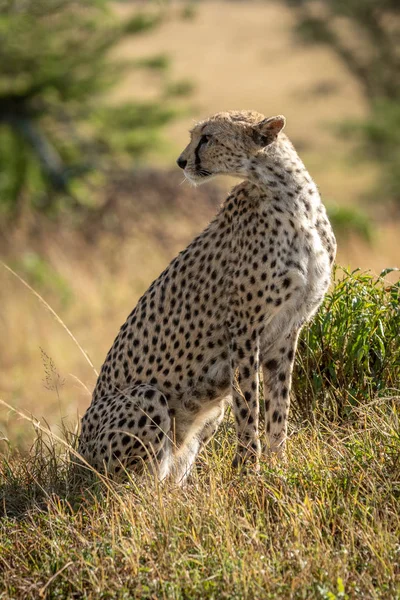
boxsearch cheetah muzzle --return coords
[78,110,336,483]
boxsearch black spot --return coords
[265,359,278,371]
[240,408,248,420]
[155,432,164,444]
[138,415,147,428]
[151,415,162,428]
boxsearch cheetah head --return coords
[177,110,286,185]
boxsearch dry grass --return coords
[0,397,399,599]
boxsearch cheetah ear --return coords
[252,115,286,146]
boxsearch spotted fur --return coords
[78,110,336,482]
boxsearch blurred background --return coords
[0,0,399,447]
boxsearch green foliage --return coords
[326,204,372,242]
[166,79,195,98]
[90,103,178,166]
[0,0,182,218]
[341,100,400,204]
[284,0,400,204]
[293,267,400,418]
[287,0,399,101]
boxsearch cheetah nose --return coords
[177,157,187,170]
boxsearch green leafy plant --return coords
[293,267,400,418]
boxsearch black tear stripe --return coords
[194,137,207,169]
[194,136,212,176]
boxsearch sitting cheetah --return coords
[78,110,336,482]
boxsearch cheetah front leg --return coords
[262,327,300,456]
[171,402,226,485]
[230,333,261,469]
[197,402,226,449]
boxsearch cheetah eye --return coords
[200,134,211,144]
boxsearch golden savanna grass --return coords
[0,396,399,598]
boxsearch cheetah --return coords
[78,110,336,482]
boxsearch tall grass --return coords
[0,267,399,599]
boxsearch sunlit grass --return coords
[0,397,398,599]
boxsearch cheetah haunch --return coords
[79,110,336,482]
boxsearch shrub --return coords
[293,267,400,419]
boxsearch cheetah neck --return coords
[246,140,318,207]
